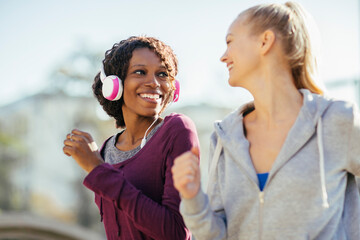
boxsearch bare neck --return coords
[120,114,160,147]
[244,67,303,128]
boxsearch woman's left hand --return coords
[172,147,201,199]
[63,129,104,173]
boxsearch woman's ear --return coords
[260,30,275,55]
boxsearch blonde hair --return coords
[241,1,323,95]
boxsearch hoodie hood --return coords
[214,89,331,140]
[213,89,333,193]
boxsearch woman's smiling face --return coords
[220,15,261,87]
[121,47,172,119]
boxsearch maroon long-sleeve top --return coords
[83,113,199,239]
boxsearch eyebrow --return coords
[129,64,145,69]
[226,33,233,39]
[129,64,167,70]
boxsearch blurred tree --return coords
[45,42,103,97]
[0,132,16,210]
[0,128,28,211]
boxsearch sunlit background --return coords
[0,0,359,239]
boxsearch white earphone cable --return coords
[140,117,159,148]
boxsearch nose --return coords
[145,74,160,88]
[220,50,228,63]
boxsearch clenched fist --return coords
[63,129,104,173]
[172,147,201,199]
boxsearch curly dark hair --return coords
[92,36,178,128]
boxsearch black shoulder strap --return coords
[99,136,112,158]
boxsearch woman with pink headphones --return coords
[63,36,199,240]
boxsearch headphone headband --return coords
[100,65,107,82]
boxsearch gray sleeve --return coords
[179,132,227,240]
[347,102,360,177]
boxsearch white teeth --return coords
[140,93,160,100]
[227,64,234,71]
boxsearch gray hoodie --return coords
[180,89,360,240]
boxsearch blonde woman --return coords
[172,2,360,239]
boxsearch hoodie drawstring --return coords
[207,139,222,192]
[317,118,330,209]
[100,197,121,236]
[98,138,122,236]
[99,197,104,222]
[114,202,121,236]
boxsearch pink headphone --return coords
[100,65,180,102]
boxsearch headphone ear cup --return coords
[173,79,180,102]
[102,75,123,101]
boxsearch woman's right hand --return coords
[172,147,201,199]
[63,129,104,173]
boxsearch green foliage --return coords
[0,131,27,211]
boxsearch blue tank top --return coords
[257,172,269,191]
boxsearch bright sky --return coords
[0,0,359,107]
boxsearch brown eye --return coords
[134,70,145,75]
[158,72,168,77]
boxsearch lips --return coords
[139,92,162,103]
[140,93,161,99]
[227,63,234,71]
